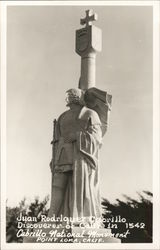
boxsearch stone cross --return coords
[80,9,98,27]
[76,9,102,90]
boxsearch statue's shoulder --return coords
[57,110,69,122]
[79,106,101,124]
[80,106,97,116]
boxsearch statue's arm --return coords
[75,110,102,169]
[87,117,102,144]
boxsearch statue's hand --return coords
[64,133,76,143]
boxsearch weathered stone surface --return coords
[44,10,120,244]
[48,90,103,220]
[76,25,102,56]
[76,10,102,89]
[80,9,98,27]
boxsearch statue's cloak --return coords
[49,106,103,220]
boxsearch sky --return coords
[6,5,153,207]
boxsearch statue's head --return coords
[65,88,84,106]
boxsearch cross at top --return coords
[80,9,98,27]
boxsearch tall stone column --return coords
[76,10,102,90]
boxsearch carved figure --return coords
[48,88,103,223]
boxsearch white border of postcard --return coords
[1,1,160,250]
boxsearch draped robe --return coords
[48,106,103,222]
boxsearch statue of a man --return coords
[48,88,103,224]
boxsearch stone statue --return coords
[48,88,106,224]
[23,10,121,243]
[48,10,112,226]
